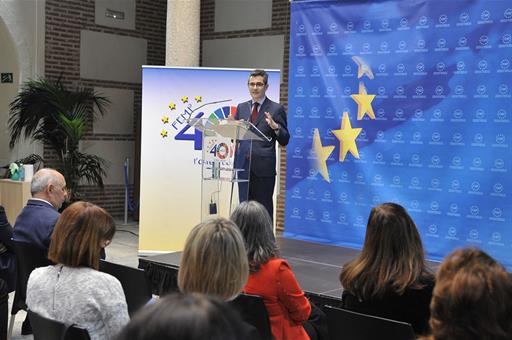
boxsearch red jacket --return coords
[244,258,311,340]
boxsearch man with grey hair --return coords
[11,168,67,335]
[12,168,68,250]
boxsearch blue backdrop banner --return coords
[285,0,512,268]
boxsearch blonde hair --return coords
[178,218,249,300]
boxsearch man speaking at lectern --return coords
[233,69,289,220]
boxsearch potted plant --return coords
[8,77,109,200]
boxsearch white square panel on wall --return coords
[93,87,134,135]
[202,35,284,74]
[79,140,134,185]
[80,30,147,83]
[215,0,272,32]
[95,0,136,30]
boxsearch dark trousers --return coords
[248,173,276,220]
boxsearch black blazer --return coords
[341,277,435,335]
[0,205,16,292]
[235,97,290,177]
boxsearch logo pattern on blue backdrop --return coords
[285,0,512,268]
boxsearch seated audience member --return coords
[178,218,258,339]
[426,247,512,340]
[13,168,68,250]
[178,217,248,300]
[0,205,15,339]
[0,205,15,292]
[26,201,129,340]
[116,293,252,340]
[231,201,313,340]
[339,202,434,335]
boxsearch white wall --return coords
[0,0,45,167]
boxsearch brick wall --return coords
[200,0,291,230]
[44,0,167,217]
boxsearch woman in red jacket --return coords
[231,201,311,340]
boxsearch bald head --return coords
[31,168,68,209]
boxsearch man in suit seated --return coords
[234,69,290,220]
[13,168,68,250]
[12,168,67,335]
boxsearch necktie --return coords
[251,102,259,123]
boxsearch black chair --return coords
[28,310,90,340]
[324,305,415,340]
[8,241,52,339]
[99,260,152,317]
[230,293,272,340]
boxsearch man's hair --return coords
[116,293,248,340]
[248,69,268,84]
[48,201,116,269]
[339,202,433,299]
[230,200,278,272]
[31,168,62,195]
[430,248,512,340]
[178,218,249,300]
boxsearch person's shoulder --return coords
[28,265,54,285]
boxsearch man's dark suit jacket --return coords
[235,97,290,176]
[12,199,60,251]
[0,205,16,292]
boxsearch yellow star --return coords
[352,56,374,79]
[161,115,169,124]
[351,82,376,120]
[332,112,362,161]
[160,130,168,138]
[195,95,202,103]
[313,128,335,182]
[169,103,176,110]
[181,96,188,103]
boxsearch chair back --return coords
[28,310,90,340]
[11,241,52,314]
[325,305,415,340]
[99,260,152,317]
[230,293,272,340]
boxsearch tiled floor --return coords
[8,221,140,340]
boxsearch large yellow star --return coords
[169,102,176,110]
[195,95,202,103]
[160,130,168,138]
[351,82,376,120]
[161,115,169,124]
[352,56,374,79]
[332,112,362,161]
[181,96,188,103]
[313,128,335,182]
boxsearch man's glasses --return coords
[248,82,266,88]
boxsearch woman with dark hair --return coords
[26,201,129,340]
[231,201,312,340]
[339,202,434,335]
[426,248,512,340]
[116,293,251,340]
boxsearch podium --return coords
[188,118,270,220]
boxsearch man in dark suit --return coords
[13,168,68,250]
[234,69,290,219]
[11,168,68,334]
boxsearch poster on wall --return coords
[285,0,512,268]
[139,66,280,253]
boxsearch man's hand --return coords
[264,112,279,130]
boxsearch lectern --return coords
[188,118,270,220]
